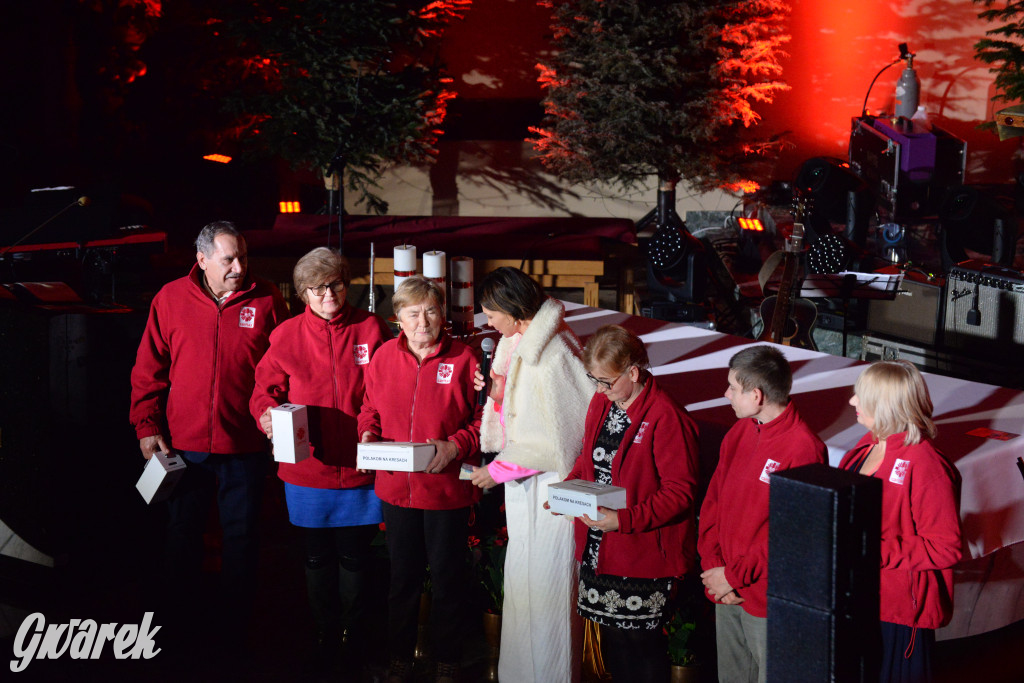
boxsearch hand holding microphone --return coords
[477,337,495,406]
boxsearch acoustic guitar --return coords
[756,222,818,350]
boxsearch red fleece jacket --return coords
[130,264,288,454]
[250,303,391,489]
[698,401,827,618]
[839,432,961,629]
[357,332,482,510]
[566,377,700,579]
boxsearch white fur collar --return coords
[516,298,568,366]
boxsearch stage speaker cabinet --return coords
[866,267,944,346]
[943,259,1024,361]
[767,464,881,683]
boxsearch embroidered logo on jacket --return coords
[759,458,782,483]
[437,363,454,384]
[239,307,256,328]
[890,458,910,485]
[633,421,649,444]
[353,343,369,365]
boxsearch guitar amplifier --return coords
[943,259,1024,359]
[866,267,944,346]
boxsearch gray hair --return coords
[195,221,241,256]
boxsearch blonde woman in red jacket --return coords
[839,360,961,683]
[563,325,700,683]
[357,276,482,683]
[250,247,390,672]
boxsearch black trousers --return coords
[381,502,471,664]
[599,623,670,683]
[164,450,266,635]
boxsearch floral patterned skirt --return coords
[576,532,672,630]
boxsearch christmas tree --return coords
[529,0,790,193]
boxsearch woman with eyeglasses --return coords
[250,247,391,673]
[561,324,700,683]
[470,266,593,683]
[358,275,482,683]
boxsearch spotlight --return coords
[645,223,707,303]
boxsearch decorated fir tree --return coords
[211,0,471,214]
[529,0,790,194]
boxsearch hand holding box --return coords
[357,442,436,472]
[547,480,627,520]
[136,451,187,504]
[271,404,310,464]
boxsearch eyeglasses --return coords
[308,281,346,297]
[586,369,630,390]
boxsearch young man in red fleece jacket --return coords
[129,220,288,651]
[698,345,827,683]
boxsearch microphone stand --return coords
[0,198,89,258]
[324,142,345,255]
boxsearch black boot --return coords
[305,555,343,672]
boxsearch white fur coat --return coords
[479,299,594,477]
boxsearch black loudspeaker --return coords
[795,157,871,248]
[938,185,1017,271]
[943,259,1024,359]
[767,464,881,683]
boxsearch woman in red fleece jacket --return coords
[839,360,961,683]
[357,276,482,683]
[250,247,391,671]
[563,325,700,683]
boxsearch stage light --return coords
[645,223,707,304]
[938,185,1015,271]
[738,217,764,232]
[278,201,301,214]
[203,154,232,164]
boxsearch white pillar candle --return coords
[449,256,474,333]
[451,256,473,284]
[423,250,446,280]
[393,244,417,292]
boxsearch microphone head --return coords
[481,337,495,353]
[77,196,90,207]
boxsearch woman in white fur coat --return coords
[470,267,594,683]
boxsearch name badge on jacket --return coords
[353,343,369,365]
[759,458,781,484]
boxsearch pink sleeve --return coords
[487,460,541,484]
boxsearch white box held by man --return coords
[357,442,435,472]
[271,403,310,464]
[547,480,628,520]
[136,451,187,504]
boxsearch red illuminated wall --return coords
[440,0,1016,187]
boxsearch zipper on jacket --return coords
[328,324,342,488]
[209,303,222,453]
[408,356,423,507]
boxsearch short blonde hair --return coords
[392,275,445,316]
[583,325,649,375]
[293,247,350,304]
[854,360,936,444]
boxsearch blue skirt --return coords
[283,482,383,528]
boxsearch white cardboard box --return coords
[271,404,310,464]
[357,442,435,472]
[547,480,628,520]
[136,451,187,504]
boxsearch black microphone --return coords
[478,337,495,406]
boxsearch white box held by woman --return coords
[136,451,187,504]
[547,480,627,520]
[357,442,435,472]
[271,404,310,464]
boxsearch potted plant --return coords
[664,605,699,682]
